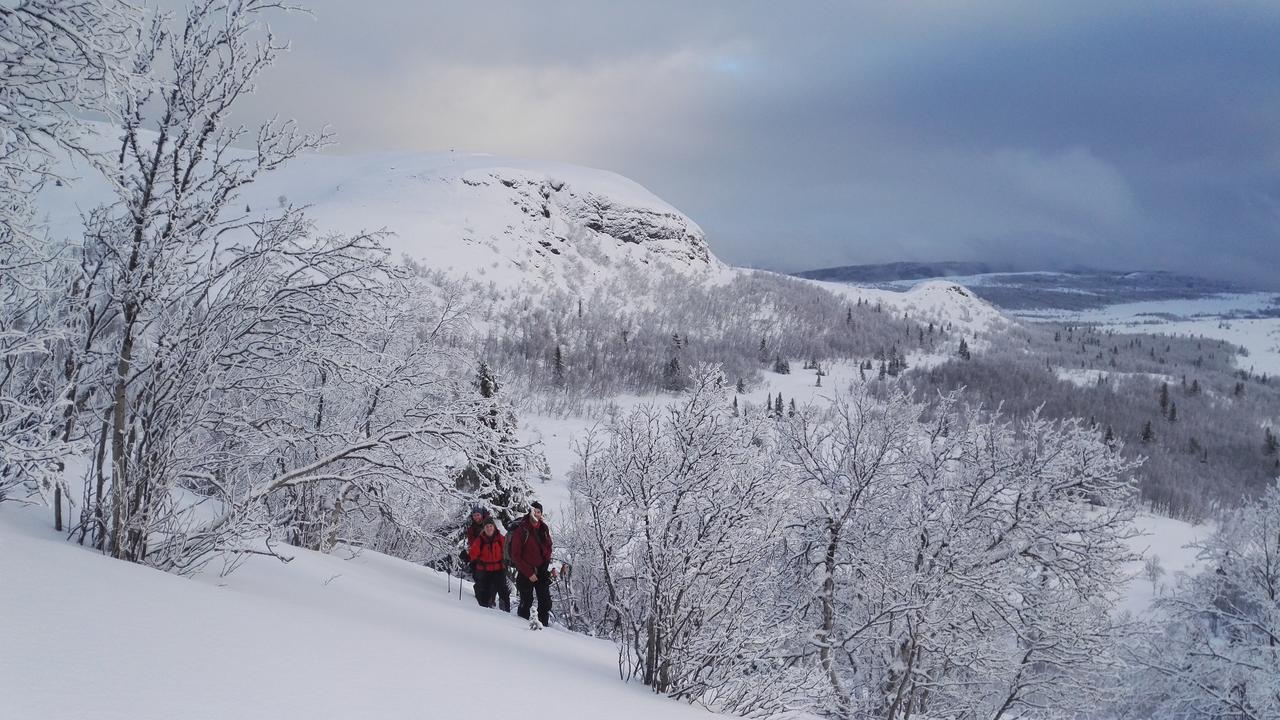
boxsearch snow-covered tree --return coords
[1126,482,1280,720]
[0,0,140,515]
[780,388,1141,719]
[1,0,516,575]
[567,365,797,710]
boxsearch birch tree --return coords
[0,0,139,512]
[569,365,798,711]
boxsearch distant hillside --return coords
[795,261,1020,283]
[796,263,1251,312]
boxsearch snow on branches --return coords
[779,389,1141,719]
[1126,482,1280,720]
[565,378,1142,718]
[2,0,533,576]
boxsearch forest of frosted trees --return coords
[911,323,1280,520]
[2,2,1278,719]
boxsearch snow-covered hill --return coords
[37,126,723,291]
[0,502,712,720]
[809,278,1013,337]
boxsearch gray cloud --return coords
[228,0,1280,288]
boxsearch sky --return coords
[232,1,1280,288]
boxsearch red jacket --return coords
[469,532,505,572]
[508,518,552,578]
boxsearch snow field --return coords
[0,503,715,720]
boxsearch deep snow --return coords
[0,503,714,720]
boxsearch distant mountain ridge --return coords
[795,262,1254,312]
[795,261,1022,283]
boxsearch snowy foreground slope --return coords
[0,504,713,720]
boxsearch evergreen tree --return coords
[957,337,971,361]
[1159,382,1169,415]
[735,377,746,394]
[462,364,532,528]
[878,360,887,380]
[772,356,791,374]
[553,345,566,387]
[664,356,683,391]
[1104,425,1115,445]
[1265,427,1278,456]
[758,336,769,364]
[1141,420,1155,444]
[1167,402,1177,423]
[477,360,498,399]
[774,393,784,416]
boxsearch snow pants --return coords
[473,568,511,612]
[516,565,552,627]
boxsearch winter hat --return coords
[471,505,488,517]
[482,517,496,527]
[530,501,543,511]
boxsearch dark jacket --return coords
[469,532,505,572]
[508,517,552,578]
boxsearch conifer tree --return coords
[1141,420,1155,444]
[664,356,684,391]
[477,361,498,399]
[553,345,566,387]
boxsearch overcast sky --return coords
[233,1,1280,287]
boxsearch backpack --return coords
[502,516,525,573]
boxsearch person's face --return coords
[530,507,543,525]
[483,523,495,536]
[472,512,483,523]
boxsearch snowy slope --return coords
[0,502,714,720]
[808,278,1013,337]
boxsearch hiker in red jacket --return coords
[468,518,510,612]
[508,501,553,627]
